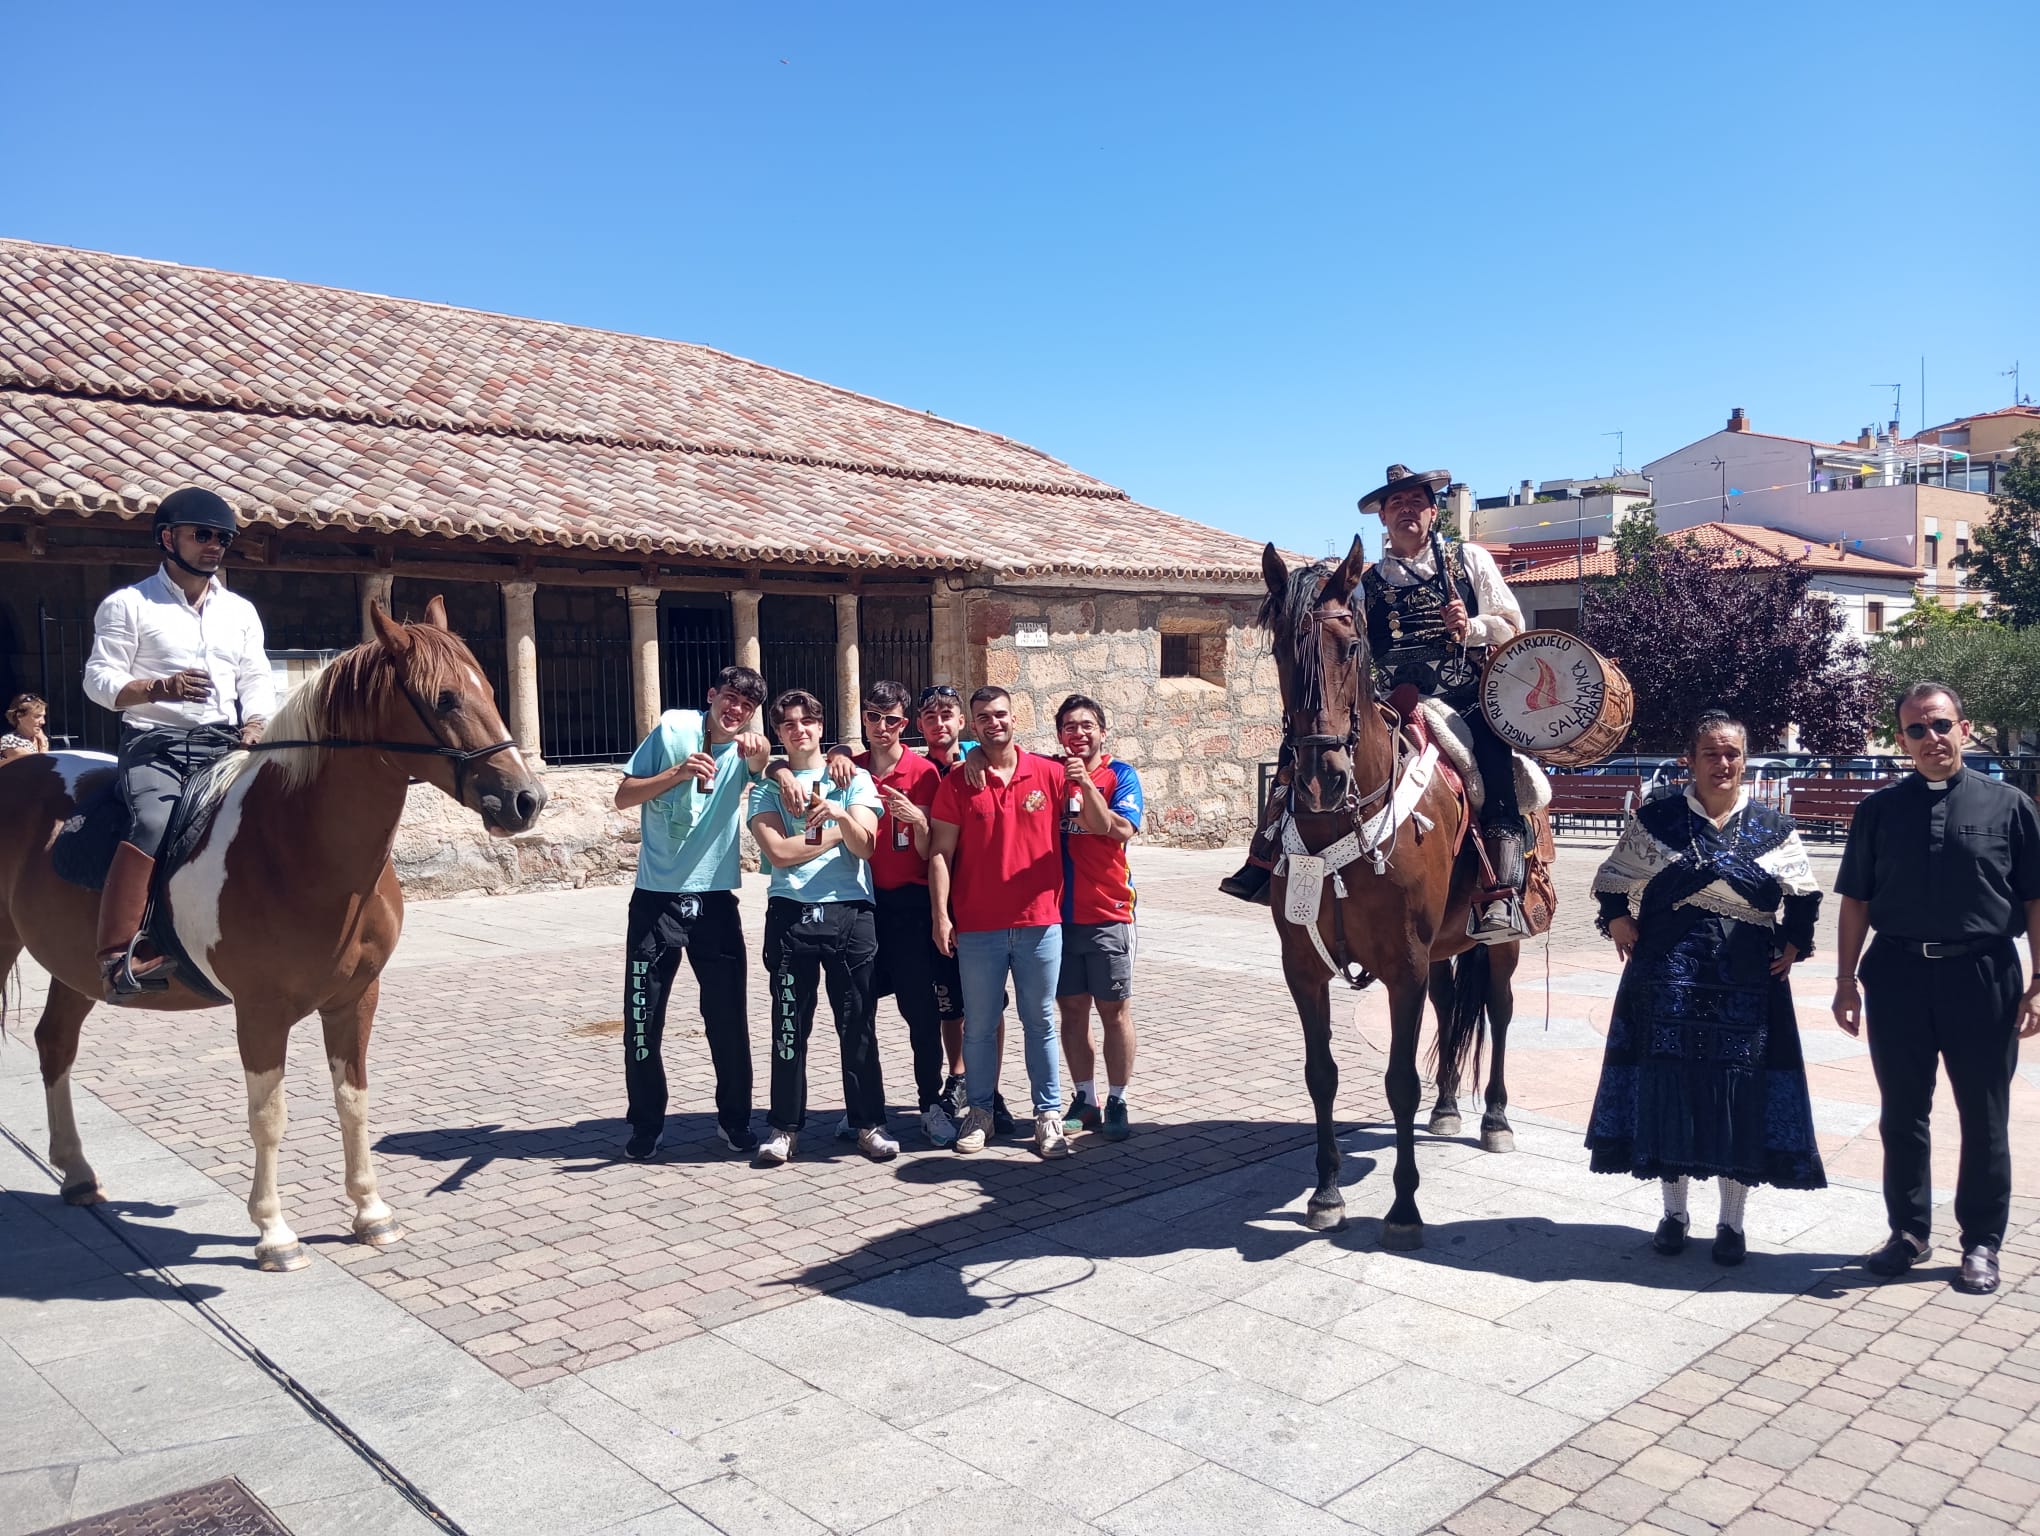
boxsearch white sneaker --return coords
[920,1102,958,1147]
[954,1106,994,1155]
[1034,1112,1072,1159]
[755,1128,797,1166]
[858,1126,900,1162]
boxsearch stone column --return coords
[358,572,394,643]
[627,586,663,741]
[929,579,965,685]
[731,588,762,674]
[500,579,543,764]
[835,593,863,752]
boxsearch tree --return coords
[1870,623,2040,753]
[1580,539,1876,752]
[1885,593,1998,642]
[1610,503,1661,578]
[1960,429,2040,627]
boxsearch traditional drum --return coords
[1478,630,1633,768]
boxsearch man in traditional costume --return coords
[1221,464,1530,942]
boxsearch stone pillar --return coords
[731,588,762,674]
[929,579,966,685]
[835,592,862,752]
[500,579,543,764]
[358,572,394,643]
[627,586,663,741]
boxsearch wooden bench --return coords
[1547,773,1642,830]
[1784,777,1886,836]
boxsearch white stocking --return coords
[1717,1177,1750,1234]
[1661,1176,1690,1223]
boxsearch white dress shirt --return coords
[84,567,275,731]
[1372,539,1526,649]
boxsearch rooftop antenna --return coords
[1885,383,1901,431]
[2006,362,2022,405]
[1601,430,1625,474]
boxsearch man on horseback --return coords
[1222,464,1529,942]
[82,486,272,1001]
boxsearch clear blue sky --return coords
[12,2,2036,559]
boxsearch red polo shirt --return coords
[929,750,1065,932]
[855,748,942,891]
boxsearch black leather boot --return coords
[1219,861,1272,903]
[1468,825,1527,944]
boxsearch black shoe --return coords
[1651,1214,1688,1255]
[1218,862,1271,903]
[623,1131,664,1161]
[1063,1090,1099,1134]
[1102,1096,1131,1142]
[993,1094,1017,1138]
[1865,1232,1929,1277]
[718,1124,760,1156]
[1956,1244,2000,1295]
[938,1074,965,1122]
[1712,1224,1747,1267]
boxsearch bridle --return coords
[1290,585,1395,818]
[247,657,519,804]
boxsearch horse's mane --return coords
[212,623,484,798]
[1262,560,1332,714]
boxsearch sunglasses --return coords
[1901,719,1959,741]
[182,527,234,548]
[916,686,960,707]
[862,710,907,728]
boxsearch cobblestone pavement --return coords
[2,839,2036,1535]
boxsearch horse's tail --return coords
[1431,944,1490,1093]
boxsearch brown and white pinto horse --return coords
[1261,539,1498,1248]
[0,599,545,1270]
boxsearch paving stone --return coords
[1329,1449,1499,1536]
[1573,1472,1662,1523]
[1442,1497,1543,1536]
[1736,1426,1822,1471]
[921,1383,1201,1518]
[1492,1475,1572,1516]
[1339,1364,1584,1478]
[1123,1372,1408,1505]
[1667,1474,1759,1524]
[1149,1298,1398,1404]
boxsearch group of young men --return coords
[616,670,1144,1168]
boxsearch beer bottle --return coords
[805,777,827,846]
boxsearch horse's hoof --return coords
[256,1242,310,1273]
[61,1181,105,1206]
[1381,1221,1425,1251]
[1480,1126,1516,1154]
[354,1216,405,1247]
[1426,1112,1462,1137]
[1306,1199,1347,1232]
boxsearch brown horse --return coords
[0,599,545,1270]
[1261,539,1499,1248]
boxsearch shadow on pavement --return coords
[1,1188,231,1300]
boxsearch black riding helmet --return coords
[152,487,237,577]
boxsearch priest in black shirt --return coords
[1833,681,2040,1295]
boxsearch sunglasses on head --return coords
[862,709,907,728]
[917,685,959,705]
[1902,718,1959,741]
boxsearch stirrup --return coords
[101,940,172,999]
[1467,891,1529,945]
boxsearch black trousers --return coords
[763,897,885,1133]
[623,889,752,1140]
[1465,710,1522,833]
[873,883,947,1109]
[1861,936,2023,1250]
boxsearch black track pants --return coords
[763,897,885,1134]
[623,889,752,1140]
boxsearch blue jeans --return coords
[956,926,1062,1115]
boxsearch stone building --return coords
[0,240,1277,893]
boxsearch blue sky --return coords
[11,3,2036,559]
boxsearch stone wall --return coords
[967,586,1280,848]
[393,765,640,898]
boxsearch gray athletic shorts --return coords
[1057,922,1135,1001]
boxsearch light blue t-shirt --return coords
[747,767,883,904]
[627,710,762,894]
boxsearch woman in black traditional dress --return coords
[1585,709,1826,1265]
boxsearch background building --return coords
[0,241,1279,892]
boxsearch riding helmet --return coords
[152,486,238,537]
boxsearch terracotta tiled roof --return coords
[1508,522,1924,584]
[0,240,1265,580]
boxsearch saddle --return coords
[52,753,234,1003]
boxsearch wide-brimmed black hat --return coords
[1357,464,1451,515]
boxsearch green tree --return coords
[1611,503,1661,578]
[1960,430,2040,627]
[1885,594,1998,643]
[1870,623,2040,753]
